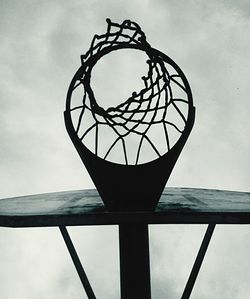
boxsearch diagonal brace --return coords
[59,226,97,299]
[181,224,216,299]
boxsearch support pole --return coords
[59,226,96,299]
[181,224,216,299]
[119,223,151,299]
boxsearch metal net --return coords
[68,19,190,165]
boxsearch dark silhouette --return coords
[64,19,195,211]
[1,18,247,299]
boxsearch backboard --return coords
[1,187,250,228]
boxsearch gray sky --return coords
[0,0,250,298]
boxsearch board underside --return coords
[0,188,250,227]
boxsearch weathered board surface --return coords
[0,188,250,227]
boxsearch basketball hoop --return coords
[4,19,242,299]
[64,19,195,211]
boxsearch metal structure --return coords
[64,18,195,211]
[1,19,248,299]
[1,188,250,298]
[64,19,195,298]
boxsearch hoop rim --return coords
[65,44,195,166]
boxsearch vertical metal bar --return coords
[119,223,151,299]
[59,226,97,299]
[181,224,216,299]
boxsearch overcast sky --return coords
[0,1,250,298]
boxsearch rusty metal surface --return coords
[0,188,250,227]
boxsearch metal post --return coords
[181,224,216,299]
[59,226,96,299]
[119,223,151,299]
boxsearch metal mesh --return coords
[68,19,190,165]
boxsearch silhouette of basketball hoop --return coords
[1,19,249,299]
[64,18,195,211]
